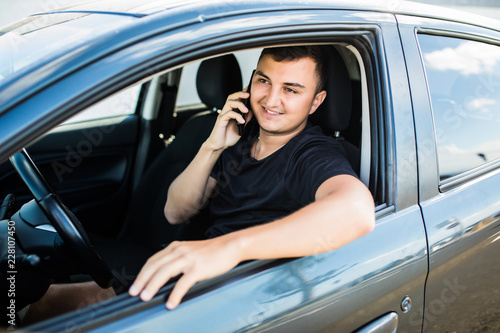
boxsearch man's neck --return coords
[254,122,307,160]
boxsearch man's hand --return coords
[128,237,242,309]
[204,91,251,152]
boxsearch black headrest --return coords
[310,46,352,133]
[196,54,243,110]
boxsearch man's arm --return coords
[130,174,375,309]
[164,91,249,224]
[232,175,374,259]
[163,146,219,224]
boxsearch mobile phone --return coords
[238,69,255,136]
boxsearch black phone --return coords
[238,69,255,136]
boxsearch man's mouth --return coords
[263,107,283,116]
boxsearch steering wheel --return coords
[9,149,113,288]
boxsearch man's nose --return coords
[265,87,281,108]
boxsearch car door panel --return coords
[419,177,500,332]
[28,207,427,333]
[0,115,138,236]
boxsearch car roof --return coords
[28,0,500,31]
[4,0,499,33]
[42,0,201,17]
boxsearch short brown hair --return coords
[258,45,328,94]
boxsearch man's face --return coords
[250,54,326,136]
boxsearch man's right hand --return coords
[204,91,251,152]
[129,235,243,310]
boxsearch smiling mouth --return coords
[263,108,283,116]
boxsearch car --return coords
[1,0,500,332]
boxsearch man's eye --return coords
[258,78,268,84]
[285,87,297,94]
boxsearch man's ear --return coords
[309,90,327,115]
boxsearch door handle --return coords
[354,312,398,333]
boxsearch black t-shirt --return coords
[207,121,357,238]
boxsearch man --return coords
[129,46,375,310]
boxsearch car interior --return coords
[0,42,380,323]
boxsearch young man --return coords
[129,46,375,309]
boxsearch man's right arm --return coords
[164,90,250,224]
[164,145,220,224]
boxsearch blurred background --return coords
[0,0,90,27]
[416,0,500,19]
[1,0,500,27]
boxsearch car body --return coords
[1,0,500,332]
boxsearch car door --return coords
[0,85,143,237]
[21,6,429,333]
[399,15,500,332]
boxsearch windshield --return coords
[0,12,137,84]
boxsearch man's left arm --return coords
[233,174,375,259]
[129,174,375,309]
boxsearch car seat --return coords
[309,46,360,175]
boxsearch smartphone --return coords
[238,69,255,136]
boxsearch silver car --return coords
[0,0,499,332]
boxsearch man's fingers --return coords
[227,90,249,101]
[129,246,181,298]
[221,101,248,118]
[225,99,247,110]
[138,264,178,301]
[129,262,158,297]
[222,92,250,114]
[129,238,238,310]
[129,265,163,299]
[218,108,246,126]
[133,255,187,301]
[166,273,198,310]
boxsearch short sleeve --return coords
[285,137,357,205]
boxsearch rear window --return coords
[418,34,500,180]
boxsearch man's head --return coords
[249,45,328,137]
[258,45,328,94]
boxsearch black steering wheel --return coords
[9,149,113,288]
